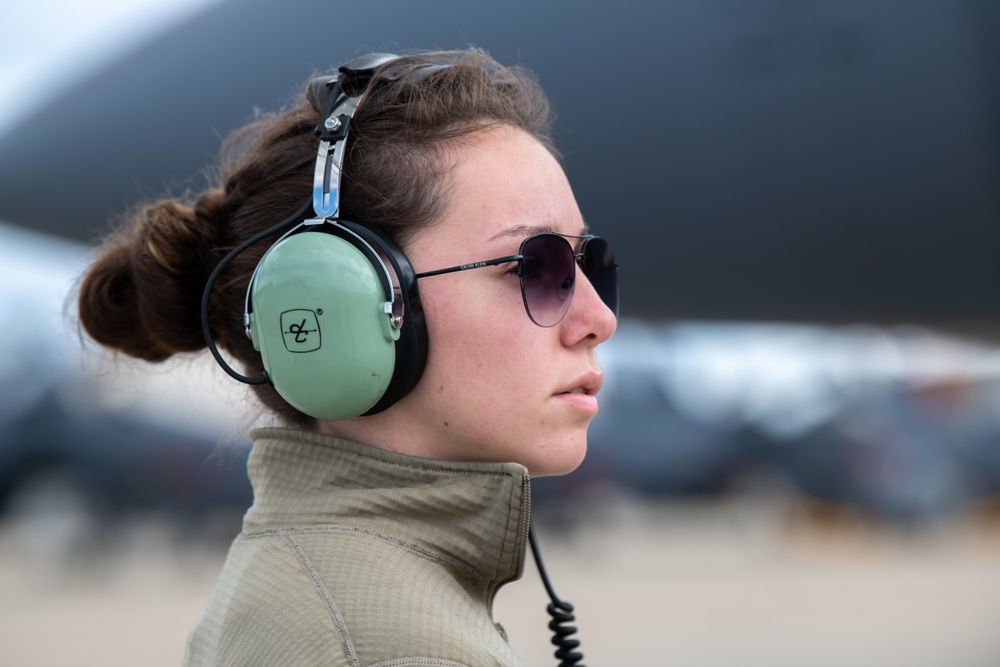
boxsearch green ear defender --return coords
[201,53,431,421]
[247,229,400,419]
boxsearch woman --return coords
[78,49,617,667]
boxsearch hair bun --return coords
[78,192,226,361]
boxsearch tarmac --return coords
[2,492,999,667]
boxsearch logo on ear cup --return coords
[280,309,321,352]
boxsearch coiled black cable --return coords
[529,523,585,667]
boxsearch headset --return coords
[201,53,587,666]
[201,53,430,420]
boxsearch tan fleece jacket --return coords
[183,427,531,667]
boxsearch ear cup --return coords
[248,230,403,420]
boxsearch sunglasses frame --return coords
[414,232,617,327]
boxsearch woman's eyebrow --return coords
[487,224,553,242]
[487,221,590,243]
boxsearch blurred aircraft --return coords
[0,221,252,542]
[3,218,1000,531]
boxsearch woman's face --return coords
[328,126,617,476]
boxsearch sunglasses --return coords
[415,233,619,327]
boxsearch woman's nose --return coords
[561,266,617,345]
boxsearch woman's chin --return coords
[526,436,587,478]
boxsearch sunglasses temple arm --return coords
[414,254,522,279]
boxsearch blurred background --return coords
[2,1,1000,666]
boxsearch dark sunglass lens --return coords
[582,237,619,318]
[520,234,575,326]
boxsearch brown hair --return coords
[77,49,556,428]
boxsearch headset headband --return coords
[310,53,401,218]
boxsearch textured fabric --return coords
[184,427,531,667]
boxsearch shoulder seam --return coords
[282,533,360,667]
[248,524,480,579]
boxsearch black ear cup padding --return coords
[338,221,429,415]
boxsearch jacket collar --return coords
[243,427,531,588]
